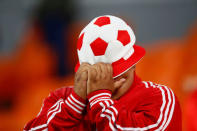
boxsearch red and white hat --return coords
[75,15,145,78]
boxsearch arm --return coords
[24,63,91,131]
[87,85,177,131]
[24,89,86,131]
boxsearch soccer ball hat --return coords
[75,15,145,78]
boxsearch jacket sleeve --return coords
[24,89,86,131]
[87,84,180,131]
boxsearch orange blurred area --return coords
[0,21,197,131]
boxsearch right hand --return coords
[87,63,115,95]
[74,63,90,100]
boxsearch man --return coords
[24,15,182,131]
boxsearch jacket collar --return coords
[118,71,142,100]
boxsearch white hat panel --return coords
[77,15,137,65]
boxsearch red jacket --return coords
[24,75,182,131]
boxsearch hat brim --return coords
[75,45,145,78]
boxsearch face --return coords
[112,66,135,100]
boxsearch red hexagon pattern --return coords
[90,37,108,56]
[77,33,84,50]
[94,16,111,27]
[117,30,131,46]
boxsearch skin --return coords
[74,63,90,99]
[112,65,135,100]
[74,63,135,100]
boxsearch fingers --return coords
[78,62,113,81]
[93,63,102,80]
[74,63,91,99]
[97,63,107,79]
[75,63,90,82]
[81,71,88,81]
[76,62,114,97]
[75,70,88,83]
[106,64,113,77]
[78,63,91,72]
[92,63,112,80]
[114,78,126,89]
[88,66,97,80]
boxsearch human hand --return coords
[74,63,90,100]
[87,63,116,95]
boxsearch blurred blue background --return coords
[1,0,197,54]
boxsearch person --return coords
[24,15,182,131]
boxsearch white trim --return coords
[27,93,86,131]
[67,97,83,110]
[155,85,172,131]
[89,93,111,102]
[113,64,134,79]
[110,106,118,115]
[90,97,111,105]
[109,99,114,105]
[142,81,149,88]
[116,85,167,130]
[47,101,64,124]
[65,100,82,114]
[148,83,176,130]
[29,124,47,131]
[28,99,64,131]
[47,99,62,117]
[49,99,62,109]
[162,88,175,131]
[99,102,106,112]
[149,81,156,88]
[70,94,86,107]
[116,83,174,130]
[104,101,110,107]
[37,102,44,117]
[113,55,144,79]
[91,99,111,107]
[47,99,63,117]
[99,82,175,131]
[100,114,117,131]
[104,109,116,122]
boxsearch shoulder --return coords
[24,86,74,130]
[42,86,74,107]
[139,81,177,116]
[140,81,176,103]
[49,86,74,101]
[36,86,74,116]
[135,81,177,112]
[138,81,179,130]
[141,81,175,98]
